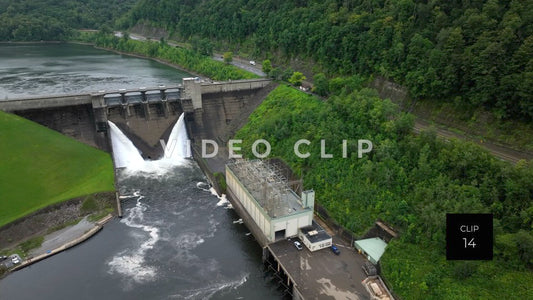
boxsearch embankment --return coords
[10,214,113,272]
[0,192,115,251]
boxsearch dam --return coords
[0,77,273,159]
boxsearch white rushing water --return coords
[107,113,192,285]
[107,192,159,284]
[163,112,191,161]
[107,121,145,168]
[108,113,191,174]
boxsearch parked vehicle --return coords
[0,255,7,261]
[293,241,303,250]
[331,244,340,255]
[249,60,256,65]
[11,256,20,264]
[362,261,378,276]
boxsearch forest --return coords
[121,0,533,121]
[0,0,136,41]
[236,84,533,298]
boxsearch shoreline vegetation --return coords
[72,31,259,81]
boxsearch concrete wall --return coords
[200,79,271,94]
[226,167,272,240]
[226,166,313,243]
[107,101,183,159]
[13,104,109,151]
[271,213,312,240]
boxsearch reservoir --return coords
[0,43,188,99]
[0,43,283,299]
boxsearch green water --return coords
[0,43,190,99]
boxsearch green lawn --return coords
[0,111,115,227]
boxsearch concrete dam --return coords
[0,78,275,160]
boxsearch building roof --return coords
[300,221,331,244]
[354,237,388,264]
[226,159,309,219]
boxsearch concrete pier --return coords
[115,191,122,218]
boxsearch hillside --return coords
[236,85,533,299]
[0,0,136,41]
[122,0,533,122]
[0,111,114,227]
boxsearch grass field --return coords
[0,111,115,227]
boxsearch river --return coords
[0,43,283,299]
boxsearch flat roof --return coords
[300,221,331,244]
[267,236,371,299]
[355,237,387,264]
[227,160,308,219]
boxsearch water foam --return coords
[108,113,191,176]
[170,273,249,299]
[107,193,159,284]
[209,187,229,207]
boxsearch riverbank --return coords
[71,32,259,81]
[0,192,116,277]
[10,214,113,273]
[88,44,206,80]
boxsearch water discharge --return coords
[107,192,159,284]
[108,122,145,168]
[163,112,191,161]
[107,112,192,285]
[108,113,191,174]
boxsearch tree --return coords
[269,67,282,80]
[192,37,214,56]
[223,51,233,64]
[262,59,272,74]
[288,71,306,86]
[311,73,329,96]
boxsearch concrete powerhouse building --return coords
[226,159,317,243]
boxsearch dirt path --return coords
[414,119,533,163]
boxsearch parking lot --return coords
[268,235,371,299]
[0,254,22,269]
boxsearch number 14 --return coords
[463,238,476,248]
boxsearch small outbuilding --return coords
[354,237,387,265]
[298,221,332,252]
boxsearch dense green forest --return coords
[0,0,135,40]
[122,0,533,121]
[236,84,533,298]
